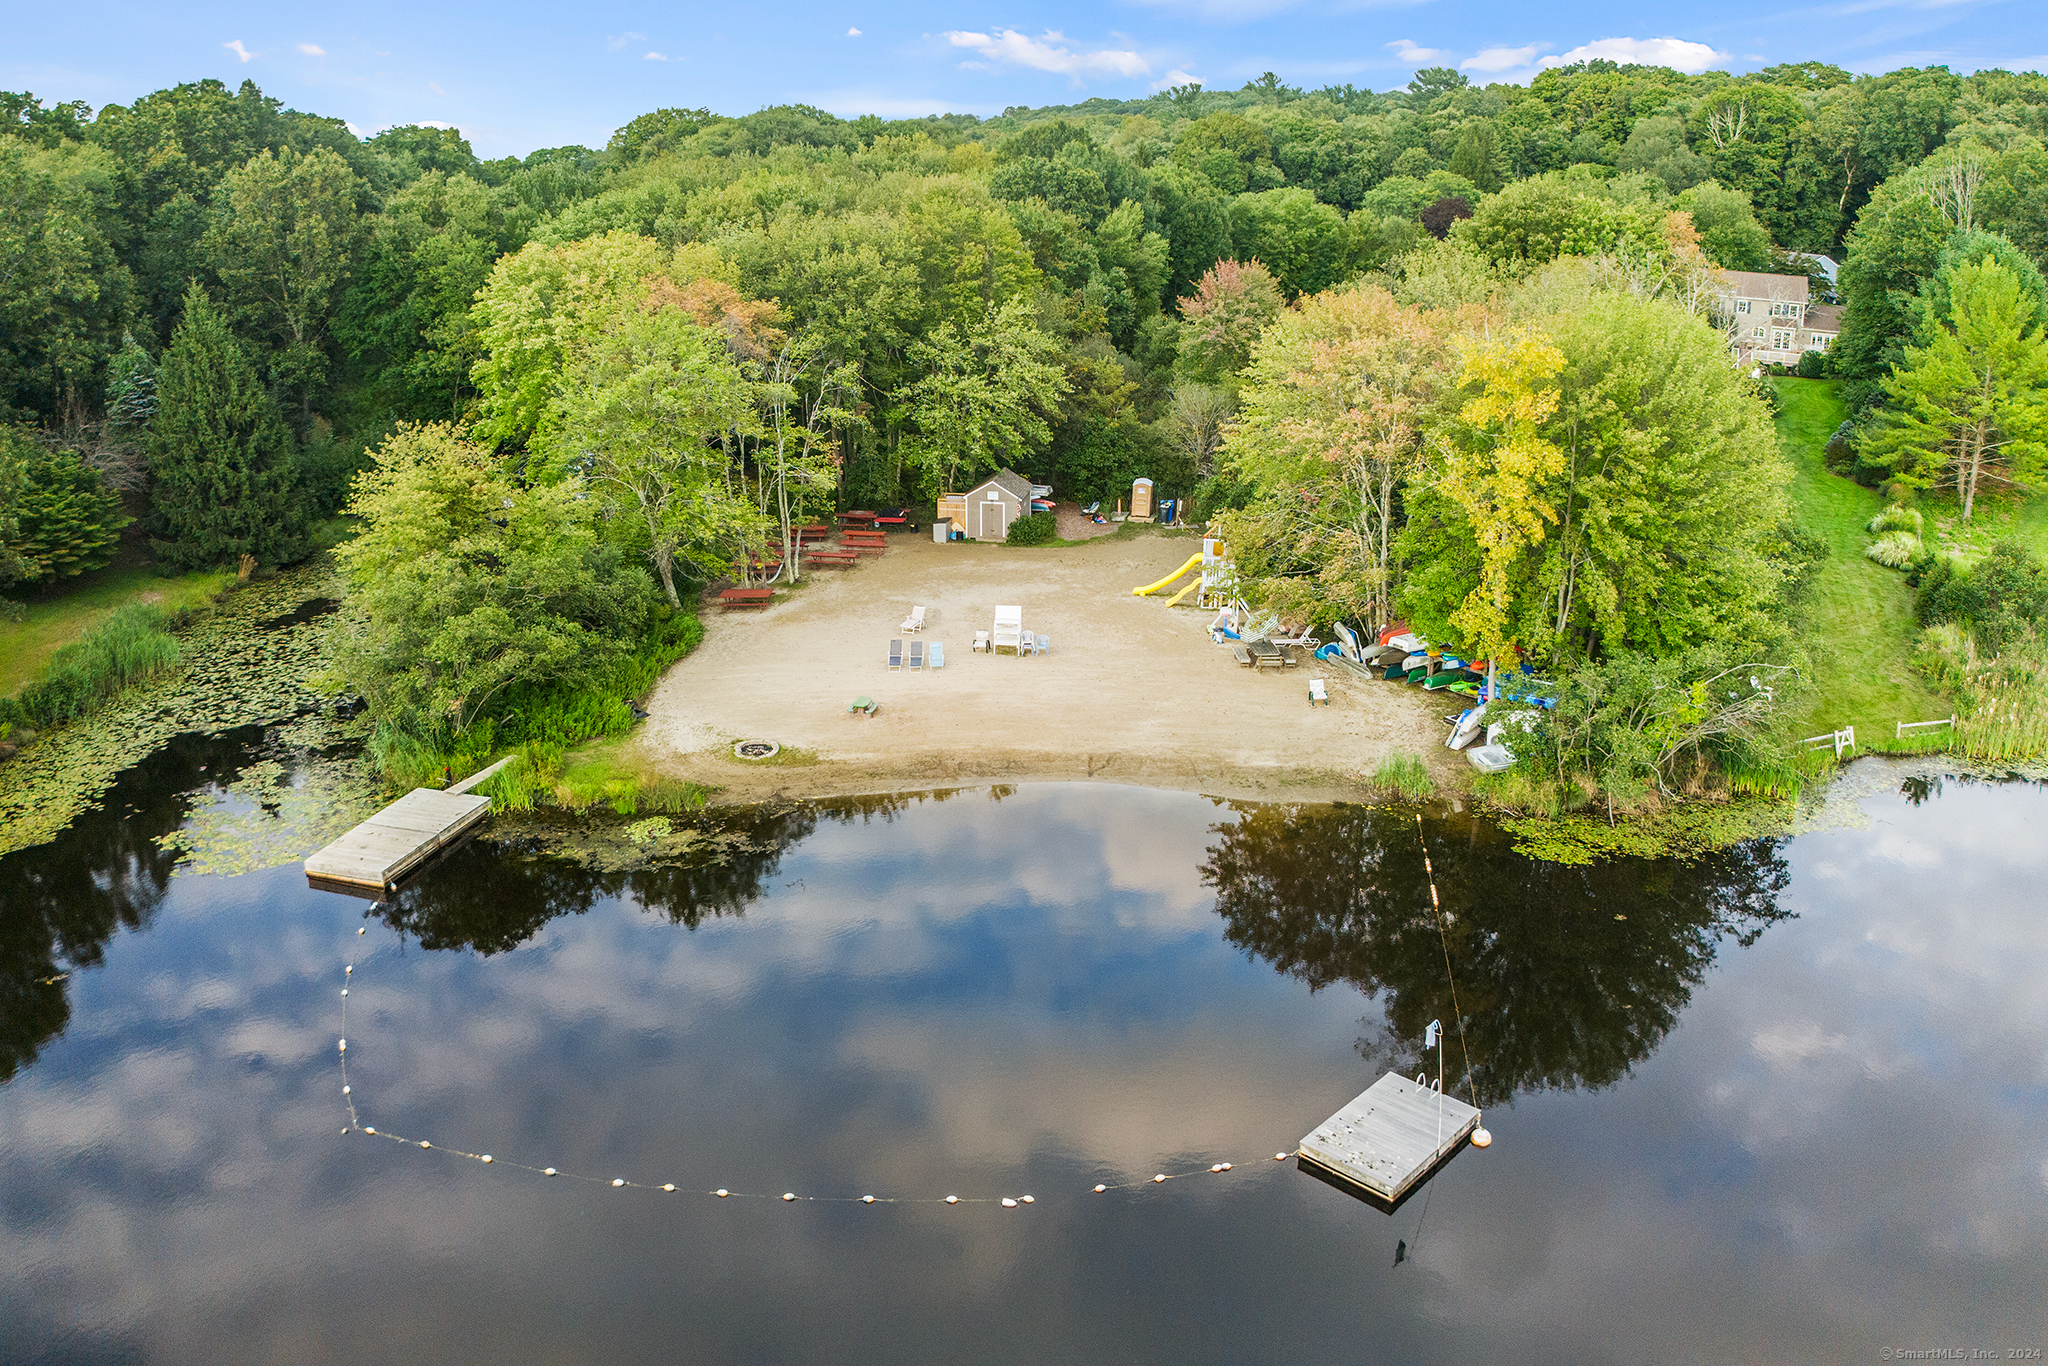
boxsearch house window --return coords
[1737,300,1751,314]
[1773,330,1794,349]
[1753,325,1766,338]
[1814,334,1831,350]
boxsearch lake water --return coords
[3,729,2045,1363]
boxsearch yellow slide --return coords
[1132,553,1204,596]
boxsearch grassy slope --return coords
[1773,377,1947,741]
[1,566,232,697]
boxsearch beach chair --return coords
[1015,631,1034,658]
[908,639,925,671]
[900,605,926,634]
[1037,634,1050,656]
[973,630,990,653]
[888,638,903,671]
[929,641,944,669]
[1309,678,1329,706]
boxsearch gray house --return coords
[938,468,1033,542]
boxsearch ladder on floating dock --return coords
[303,757,513,894]
[1297,1072,1481,1211]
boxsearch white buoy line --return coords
[335,922,1299,1209]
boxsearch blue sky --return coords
[8,0,2045,158]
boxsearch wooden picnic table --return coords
[717,587,775,610]
[837,510,877,525]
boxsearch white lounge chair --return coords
[929,641,945,669]
[888,638,903,671]
[900,605,926,634]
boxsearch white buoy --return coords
[1153,1174,1166,1183]
[1275,1152,1288,1161]
[420,1141,430,1149]
[1210,1163,1226,1173]
[481,1155,492,1163]
[716,1189,729,1198]
[338,1039,346,1052]
[345,965,352,974]
[1093,1184,1107,1193]
[365,1127,376,1135]
[945,1195,959,1204]
[341,988,348,997]
[614,1178,627,1187]
[1471,1126,1493,1149]
[357,927,366,935]
[862,1195,875,1204]
[1220,1162,1232,1171]
[1002,1198,1017,1208]
[663,1184,676,1192]
[545,1169,557,1177]
[782,1192,796,1201]
[342,1127,350,1135]
[341,1085,350,1095]
[1021,1196,1034,1204]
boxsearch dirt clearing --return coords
[627,529,1451,806]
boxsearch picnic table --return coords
[805,550,859,568]
[1246,637,1296,669]
[837,510,877,526]
[717,587,774,610]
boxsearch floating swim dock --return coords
[1297,1072,1481,1211]
[304,757,511,895]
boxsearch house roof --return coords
[966,468,1033,503]
[1805,302,1844,334]
[1720,270,1810,303]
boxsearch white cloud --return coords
[1462,44,1543,72]
[607,31,646,51]
[415,120,455,130]
[297,42,326,57]
[943,29,1150,79]
[223,39,255,64]
[644,51,669,61]
[428,80,446,94]
[848,27,862,36]
[795,89,998,119]
[1541,36,1729,72]
[1151,68,1203,90]
[1386,38,1450,64]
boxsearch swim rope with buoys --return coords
[1416,813,1480,1110]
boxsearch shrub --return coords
[1006,511,1056,546]
[1865,530,1923,569]
[1796,349,1827,378]
[0,427,130,587]
[1868,504,1922,535]
[1913,542,2048,650]
[1822,419,1858,475]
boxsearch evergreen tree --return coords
[0,426,130,587]
[104,332,159,435]
[146,285,301,569]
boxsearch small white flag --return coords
[1424,1020,1441,1049]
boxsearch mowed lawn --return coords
[1,565,231,698]
[1773,377,1948,742]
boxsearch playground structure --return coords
[1130,538,1231,608]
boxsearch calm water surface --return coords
[2,731,2045,1364]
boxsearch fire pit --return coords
[732,741,781,761]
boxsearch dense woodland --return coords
[4,61,2046,804]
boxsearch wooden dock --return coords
[303,758,511,895]
[1297,1072,1481,1212]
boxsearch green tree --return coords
[202,145,367,418]
[1868,256,2048,519]
[0,427,129,586]
[546,294,764,605]
[1832,173,1959,390]
[1228,187,1350,296]
[902,297,1068,494]
[1617,115,1705,194]
[1675,182,1772,270]
[1171,113,1278,195]
[1448,120,1504,193]
[0,138,132,416]
[328,423,657,743]
[145,286,301,569]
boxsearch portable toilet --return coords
[1130,477,1155,524]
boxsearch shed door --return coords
[981,499,1008,539]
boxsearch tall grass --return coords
[13,604,181,726]
[1370,751,1433,800]
[1916,623,2048,761]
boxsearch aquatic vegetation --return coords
[0,563,341,856]
[1498,798,1796,866]
[154,712,383,878]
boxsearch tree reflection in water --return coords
[0,728,263,1082]
[1202,803,1793,1106]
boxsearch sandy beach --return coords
[627,522,1452,806]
